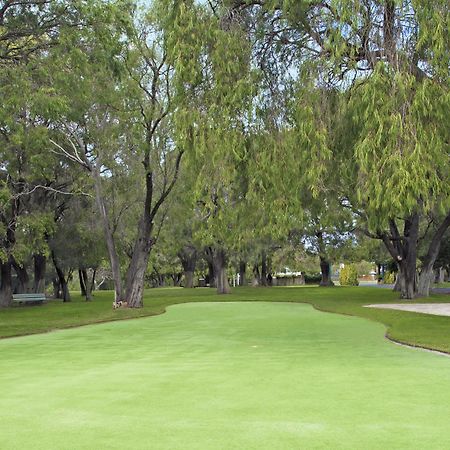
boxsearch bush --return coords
[383,271,396,284]
[304,273,322,284]
[339,264,359,286]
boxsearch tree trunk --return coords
[171,273,182,287]
[79,269,87,297]
[179,246,197,288]
[11,258,30,294]
[380,214,419,299]
[319,257,334,286]
[79,269,93,301]
[124,214,153,307]
[51,251,70,302]
[252,263,260,286]
[184,270,194,289]
[92,168,123,303]
[213,248,230,295]
[317,231,334,287]
[33,254,46,293]
[416,263,434,298]
[204,247,216,288]
[393,270,402,291]
[0,259,13,307]
[239,261,246,286]
[396,259,416,299]
[260,252,268,286]
[53,278,61,299]
[438,267,445,284]
[416,212,450,297]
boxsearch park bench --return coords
[12,293,46,305]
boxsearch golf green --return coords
[1,302,450,449]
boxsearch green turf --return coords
[1,286,450,353]
[1,301,450,449]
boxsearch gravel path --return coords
[365,303,450,317]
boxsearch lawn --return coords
[1,286,450,353]
[1,300,450,449]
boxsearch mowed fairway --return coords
[1,302,450,450]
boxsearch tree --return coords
[243,0,450,299]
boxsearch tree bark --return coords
[380,214,419,299]
[0,259,13,307]
[204,247,216,288]
[260,251,268,286]
[239,261,246,286]
[319,256,334,286]
[79,269,87,297]
[79,269,93,301]
[212,248,231,295]
[317,231,334,287]
[124,215,153,308]
[52,278,61,299]
[92,168,123,303]
[11,258,30,294]
[179,245,197,288]
[393,270,402,291]
[33,254,46,293]
[416,264,434,298]
[416,211,450,297]
[51,251,70,302]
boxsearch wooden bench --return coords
[12,293,46,305]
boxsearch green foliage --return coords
[339,264,359,286]
[383,272,396,284]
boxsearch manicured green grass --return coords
[1,286,450,353]
[1,301,450,449]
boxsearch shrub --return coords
[383,271,396,284]
[304,273,322,284]
[339,264,359,286]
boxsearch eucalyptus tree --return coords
[50,2,188,307]
[224,0,450,299]
[0,51,80,306]
[0,0,80,64]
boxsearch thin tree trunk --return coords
[91,269,97,292]
[239,261,246,286]
[260,252,268,286]
[79,269,93,301]
[252,264,260,286]
[79,269,87,297]
[33,254,46,293]
[204,247,216,288]
[0,259,13,307]
[92,169,123,303]
[51,251,70,302]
